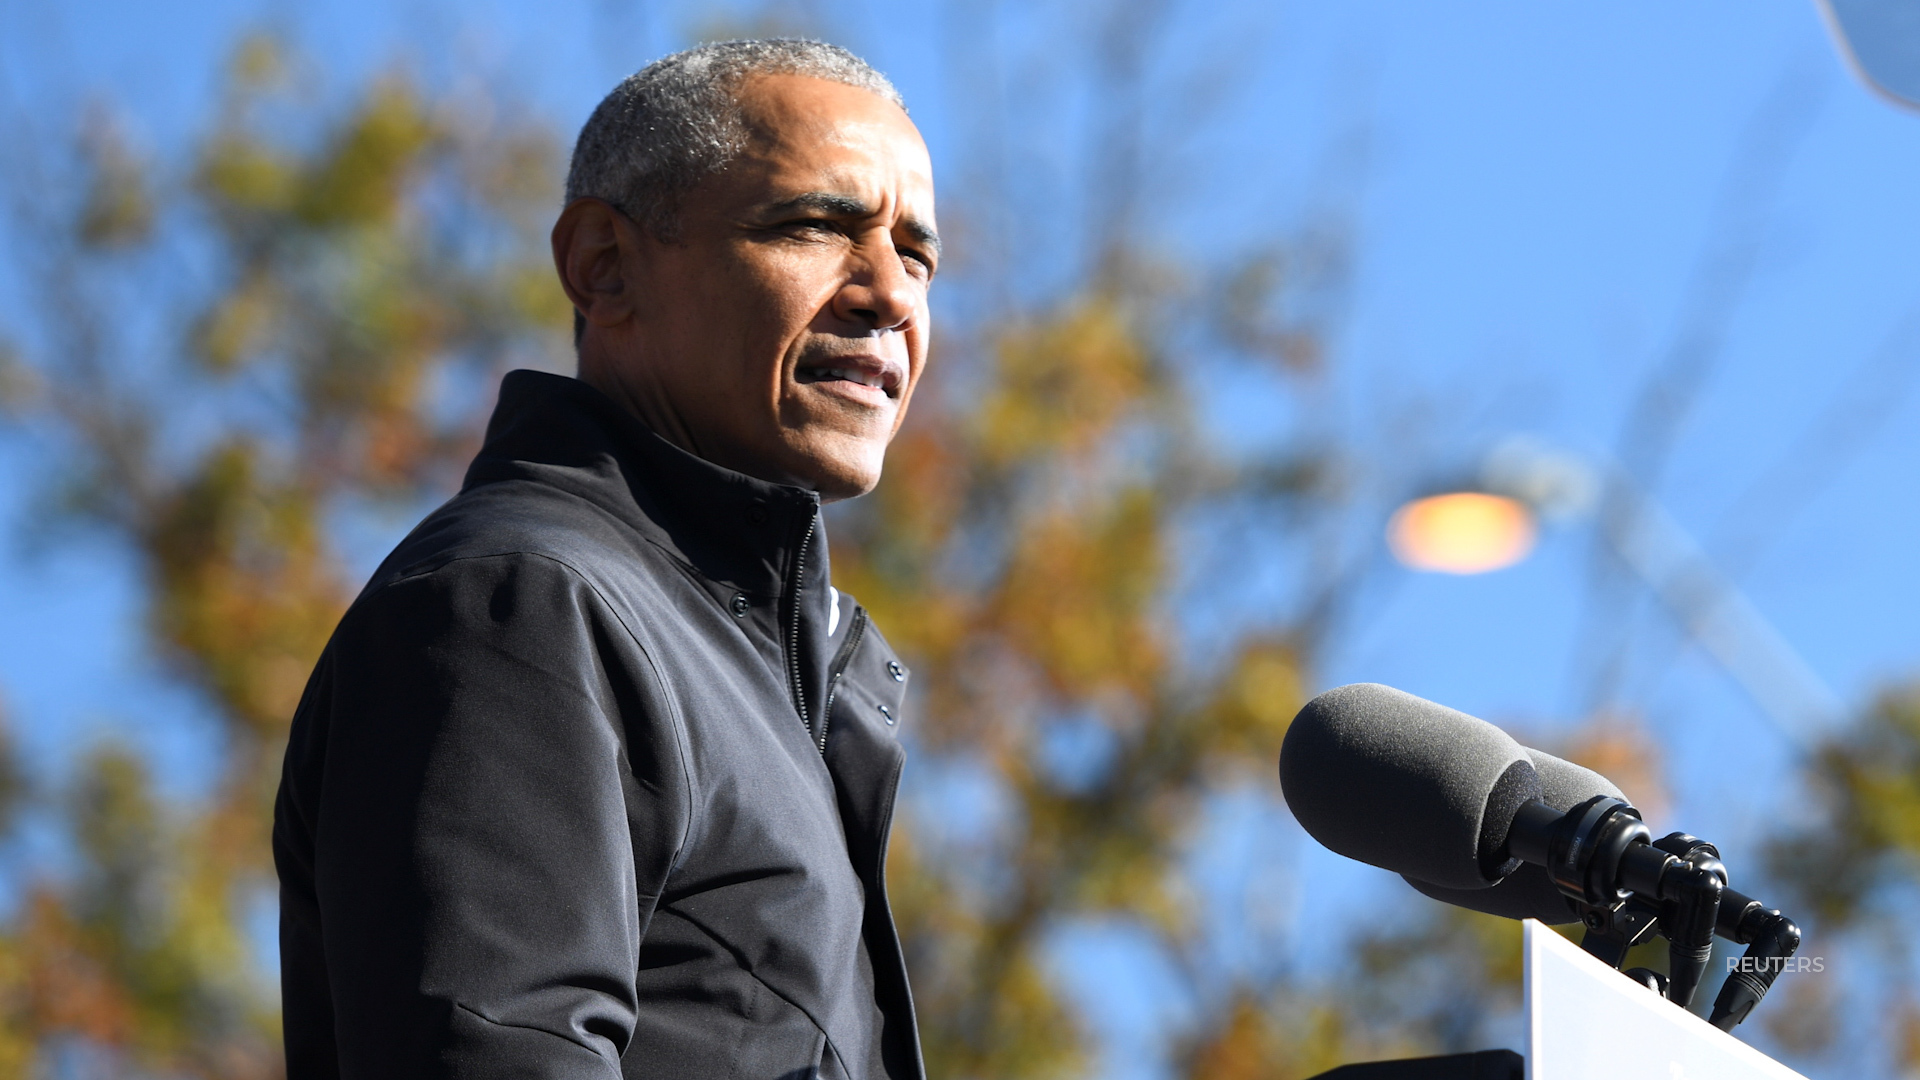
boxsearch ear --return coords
[551,198,645,333]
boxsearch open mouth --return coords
[795,357,905,400]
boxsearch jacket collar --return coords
[462,369,825,599]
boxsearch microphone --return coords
[1399,747,1625,924]
[1278,682,1541,891]
[1279,683,1803,1027]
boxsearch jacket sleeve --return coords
[296,551,689,1079]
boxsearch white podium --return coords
[1309,921,1812,1079]
[1524,919,1808,1080]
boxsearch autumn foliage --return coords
[2,21,1901,1080]
[2,37,564,1074]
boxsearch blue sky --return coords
[2,1,1917,1076]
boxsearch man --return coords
[273,39,937,1079]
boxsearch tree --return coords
[0,35,566,1075]
[0,9,1568,1078]
[1765,683,1920,1074]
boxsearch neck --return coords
[576,340,705,462]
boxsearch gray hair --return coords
[564,38,906,239]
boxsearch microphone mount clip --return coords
[1504,796,1799,1029]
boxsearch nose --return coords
[831,234,919,334]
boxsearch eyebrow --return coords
[761,191,942,258]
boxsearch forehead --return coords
[725,75,934,211]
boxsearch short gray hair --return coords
[565,38,906,239]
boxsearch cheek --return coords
[884,323,931,437]
[904,303,932,376]
[737,248,843,341]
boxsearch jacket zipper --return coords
[785,513,817,739]
[815,607,869,755]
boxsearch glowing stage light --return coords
[1387,492,1537,574]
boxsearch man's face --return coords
[572,75,938,502]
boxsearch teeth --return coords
[818,368,883,388]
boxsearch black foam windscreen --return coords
[1404,863,1579,923]
[1279,683,1542,890]
[1401,747,1631,924]
[1529,746,1627,809]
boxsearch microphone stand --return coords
[1302,798,1801,1078]
[1507,796,1801,1030]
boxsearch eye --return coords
[777,217,841,238]
[901,248,936,278]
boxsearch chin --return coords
[795,445,886,503]
[812,468,882,504]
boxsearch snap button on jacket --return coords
[273,370,922,1080]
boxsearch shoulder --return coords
[332,525,681,714]
[366,479,650,595]
[313,548,688,775]
[333,549,614,674]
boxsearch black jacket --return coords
[273,370,923,1080]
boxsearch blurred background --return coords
[0,0,1916,1077]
